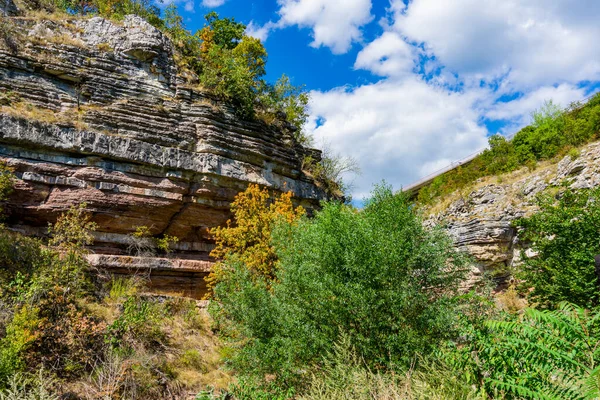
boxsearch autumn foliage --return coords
[206,184,305,293]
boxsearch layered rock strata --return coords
[425,141,600,288]
[0,12,326,298]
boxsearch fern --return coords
[482,302,600,399]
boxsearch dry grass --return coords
[63,282,230,399]
[422,159,559,217]
[194,97,222,113]
[163,304,231,391]
[1,102,90,131]
[300,341,483,400]
[29,31,85,48]
[496,284,528,314]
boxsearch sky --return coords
[165,0,600,201]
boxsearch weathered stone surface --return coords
[426,141,600,287]
[0,15,326,298]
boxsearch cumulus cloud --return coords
[354,31,415,77]
[486,84,586,124]
[245,21,277,42]
[307,78,489,199]
[392,0,600,89]
[301,0,600,198]
[276,0,373,54]
[201,0,226,7]
[157,0,195,12]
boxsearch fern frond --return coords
[486,378,560,400]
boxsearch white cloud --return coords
[392,0,600,89]
[276,0,373,54]
[486,84,586,124]
[201,0,226,7]
[354,31,415,77]
[245,21,276,42]
[307,77,489,199]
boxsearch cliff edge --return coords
[0,9,326,298]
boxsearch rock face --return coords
[0,14,326,298]
[425,141,600,287]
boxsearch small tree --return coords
[205,184,305,293]
[516,188,600,309]
[210,184,469,386]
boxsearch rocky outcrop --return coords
[425,141,600,287]
[0,13,326,298]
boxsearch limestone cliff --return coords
[0,11,326,298]
[424,140,600,288]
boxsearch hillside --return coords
[422,138,600,287]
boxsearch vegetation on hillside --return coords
[37,0,310,136]
[201,184,600,399]
[515,188,600,309]
[0,170,228,397]
[417,94,600,204]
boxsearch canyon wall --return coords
[424,140,600,288]
[0,10,326,298]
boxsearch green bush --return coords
[210,184,469,388]
[106,296,166,353]
[0,306,40,386]
[515,188,600,309]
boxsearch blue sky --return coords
[166,0,600,200]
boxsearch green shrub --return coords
[0,306,40,386]
[515,188,600,309]
[106,296,166,353]
[210,184,469,388]
[0,370,59,400]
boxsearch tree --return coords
[202,11,245,50]
[260,74,311,140]
[515,188,600,309]
[205,184,305,293]
[210,185,469,387]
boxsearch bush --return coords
[206,184,305,293]
[515,188,600,309]
[105,296,166,353]
[0,370,59,400]
[210,184,469,389]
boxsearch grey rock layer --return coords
[426,141,600,287]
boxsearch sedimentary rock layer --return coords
[0,12,326,297]
[425,141,600,287]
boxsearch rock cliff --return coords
[424,140,600,288]
[0,10,326,298]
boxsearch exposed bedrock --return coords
[0,13,326,298]
[425,141,600,288]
